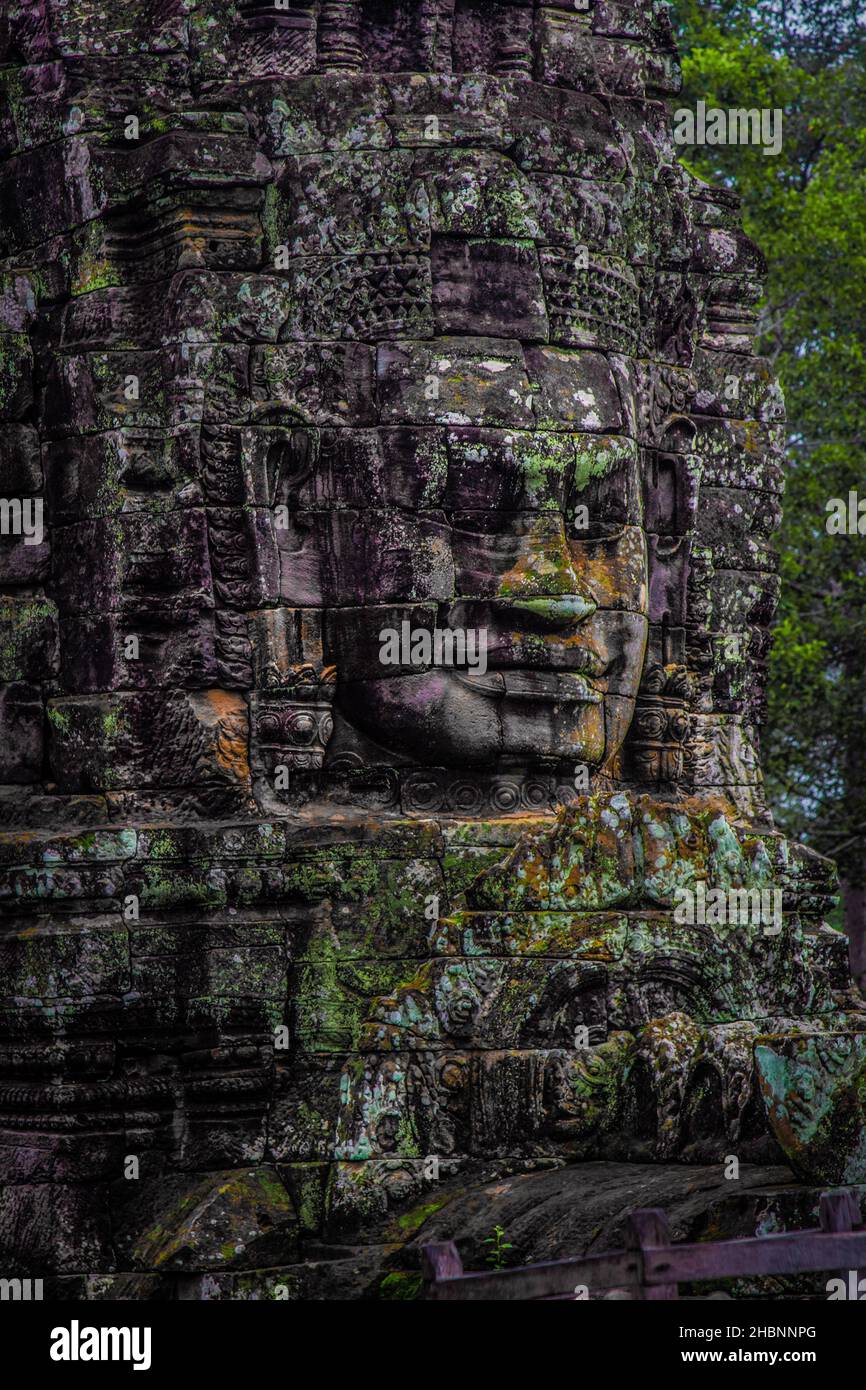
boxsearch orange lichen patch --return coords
[579,529,648,612]
[498,536,582,599]
[191,690,243,726]
[450,909,627,959]
[678,791,742,821]
[188,691,251,785]
[517,848,550,901]
[0,829,41,850]
[743,421,762,455]
[214,721,251,785]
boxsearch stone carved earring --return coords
[254,663,337,773]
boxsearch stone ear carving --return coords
[629,662,694,785]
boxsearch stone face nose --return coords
[497,515,598,608]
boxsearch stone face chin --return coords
[0,0,860,1300]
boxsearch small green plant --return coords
[483,1225,513,1271]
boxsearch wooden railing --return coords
[421,1190,866,1300]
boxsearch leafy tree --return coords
[670,0,866,978]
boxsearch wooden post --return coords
[820,1188,861,1298]
[819,1189,860,1232]
[626,1208,678,1300]
[420,1241,464,1298]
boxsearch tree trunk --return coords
[842,877,866,992]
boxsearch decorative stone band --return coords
[332,1018,866,1178]
[400,769,574,817]
[256,701,335,770]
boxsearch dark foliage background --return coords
[671,0,866,977]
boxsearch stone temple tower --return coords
[0,0,864,1297]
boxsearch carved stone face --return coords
[252,133,662,774]
[259,430,650,771]
[169,31,786,807]
[319,421,648,768]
